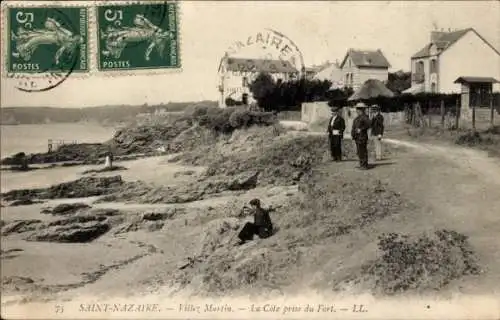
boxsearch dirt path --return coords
[361,137,500,296]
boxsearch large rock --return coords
[227,171,259,191]
[42,203,91,216]
[9,199,42,207]
[1,176,124,201]
[27,221,110,243]
[2,220,42,235]
[1,143,108,165]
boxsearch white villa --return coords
[217,54,299,107]
[407,28,500,94]
[339,49,391,90]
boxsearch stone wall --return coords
[301,102,331,124]
[301,101,405,133]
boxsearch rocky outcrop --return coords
[1,220,42,235]
[1,176,124,201]
[27,220,110,243]
[41,203,91,216]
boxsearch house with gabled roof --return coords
[217,54,299,107]
[313,61,345,89]
[408,28,500,94]
[339,49,391,90]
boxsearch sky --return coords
[1,0,499,108]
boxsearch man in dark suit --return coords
[327,104,346,162]
[370,105,385,161]
[237,198,273,245]
[351,102,371,169]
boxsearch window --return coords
[431,82,437,93]
[416,61,424,74]
[470,85,491,107]
[242,77,248,87]
[430,59,437,73]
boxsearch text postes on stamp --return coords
[96,2,180,72]
[7,6,89,74]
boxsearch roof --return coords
[412,28,500,59]
[224,57,298,73]
[340,49,391,69]
[313,63,343,80]
[348,79,395,101]
[454,77,499,84]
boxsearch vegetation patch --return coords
[337,230,481,295]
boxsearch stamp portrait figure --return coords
[11,17,83,66]
[7,7,89,73]
[100,14,173,61]
[96,3,180,71]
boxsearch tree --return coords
[386,71,411,94]
[249,72,277,111]
[12,152,29,171]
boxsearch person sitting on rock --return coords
[236,198,273,245]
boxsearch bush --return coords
[229,110,276,129]
[360,230,480,294]
[455,130,494,146]
[183,105,278,135]
[484,125,500,135]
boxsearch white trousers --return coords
[105,156,112,168]
[373,137,383,160]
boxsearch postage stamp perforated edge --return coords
[92,0,182,77]
[0,1,92,79]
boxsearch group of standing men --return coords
[327,102,385,170]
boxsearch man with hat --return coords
[370,104,385,161]
[326,102,346,162]
[351,102,371,169]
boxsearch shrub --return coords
[183,105,277,135]
[360,230,480,294]
[229,110,277,129]
[455,130,494,146]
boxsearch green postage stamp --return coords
[6,6,89,74]
[96,2,180,72]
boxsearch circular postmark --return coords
[225,28,304,76]
[143,2,169,26]
[219,28,305,105]
[8,7,83,92]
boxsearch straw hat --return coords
[355,102,368,109]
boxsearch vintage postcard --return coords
[1,0,499,319]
